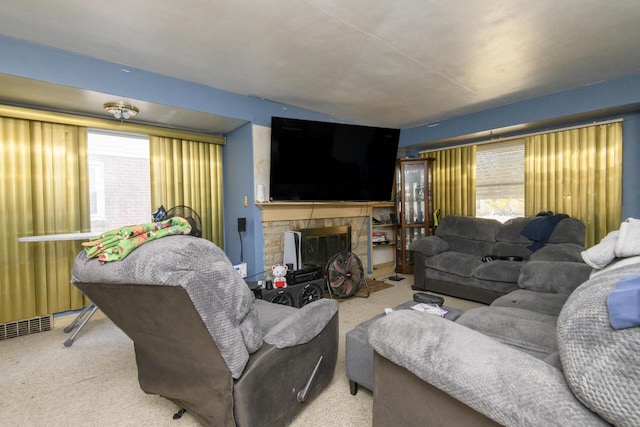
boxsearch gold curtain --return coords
[423,145,477,217]
[0,117,89,323]
[525,122,622,247]
[149,136,224,247]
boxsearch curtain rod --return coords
[421,117,623,153]
[0,104,226,145]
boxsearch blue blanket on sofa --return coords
[608,274,640,330]
[521,211,569,251]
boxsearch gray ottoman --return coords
[346,300,463,395]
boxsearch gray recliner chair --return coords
[71,235,339,427]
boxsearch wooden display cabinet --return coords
[395,157,435,274]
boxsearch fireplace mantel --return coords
[257,201,395,275]
[256,201,391,222]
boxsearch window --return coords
[87,130,151,231]
[89,160,105,221]
[476,140,524,222]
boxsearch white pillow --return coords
[581,230,619,269]
[615,218,640,258]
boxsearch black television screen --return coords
[270,117,400,201]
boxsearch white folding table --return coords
[18,232,101,346]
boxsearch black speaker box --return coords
[257,278,325,308]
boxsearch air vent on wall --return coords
[0,315,52,340]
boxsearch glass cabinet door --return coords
[402,163,426,225]
[396,226,427,267]
[395,158,434,274]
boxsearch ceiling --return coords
[1,1,640,134]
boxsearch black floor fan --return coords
[325,251,370,299]
[153,204,203,237]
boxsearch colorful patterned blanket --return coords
[82,217,192,263]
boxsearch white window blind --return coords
[476,140,524,221]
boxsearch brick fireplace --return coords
[258,202,372,275]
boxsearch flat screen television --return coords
[270,117,400,202]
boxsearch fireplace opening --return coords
[300,226,351,271]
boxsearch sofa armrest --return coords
[263,299,338,348]
[368,311,607,427]
[409,235,449,257]
[517,261,592,294]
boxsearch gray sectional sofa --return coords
[410,214,587,303]
[368,257,640,426]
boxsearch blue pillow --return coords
[608,274,640,330]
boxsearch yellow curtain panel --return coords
[149,136,224,247]
[0,106,226,324]
[525,122,622,248]
[423,145,477,217]
[0,117,89,323]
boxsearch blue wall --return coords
[400,74,640,147]
[3,34,640,274]
[400,75,640,220]
[0,35,342,129]
[223,123,255,267]
[0,35,340,277]
[621,113,640,218]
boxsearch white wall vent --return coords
[0,315,52,340]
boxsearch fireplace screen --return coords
[300,226,351,270]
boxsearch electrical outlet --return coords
[234,262,247,278]
[243,195,248,207]
[238,217,246,232]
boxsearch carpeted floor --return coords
[0,274,483,426]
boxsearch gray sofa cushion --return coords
[409,235,449,256]
[495,217,535,244]
[424,252,482,278]
[253,299,298,334]
[491,289,568,317]
[441,236,496,256]
[368,310,607,426]
[457,306,559,359]
[427,254,524,284]
[558,262,640,426]
[426,268,520,294]
[548,217,587,245]
[474,260,524,283]
[518,261,593,294]
[435,215,500,242]
[434,215,499,256]
[530,243,585,262]
[492,241,532,259]
[263,298,338,348]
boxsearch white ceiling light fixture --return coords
[103,102,139,120]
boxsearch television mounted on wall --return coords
[269,117,400,202]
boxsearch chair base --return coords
[233,313,339,427]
